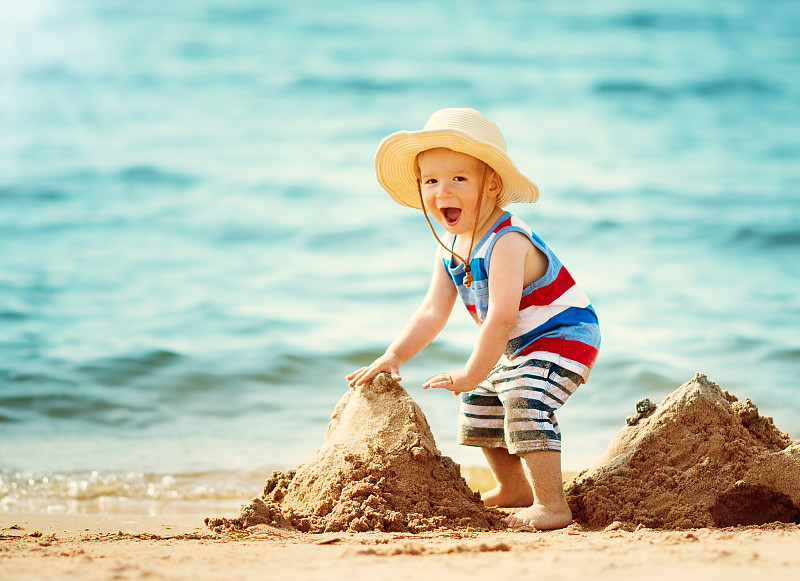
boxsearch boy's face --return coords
[417,148,501,235]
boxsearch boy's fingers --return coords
[348,369,369,386]
[346,367,366,379]
[349,366,402,388]
[356,369,376,386]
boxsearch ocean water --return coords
[1,0,799,514]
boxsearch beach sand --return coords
[2,513,799,581]
[3,374,799,579]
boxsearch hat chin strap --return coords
[416,168,488,288]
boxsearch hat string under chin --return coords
[416,168,488,288]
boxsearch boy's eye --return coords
[425,178,438,185]
[454,176,466,182]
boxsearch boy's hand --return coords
[422,369,473,396]
[346,354,402,387]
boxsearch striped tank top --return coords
[441,211,600,378]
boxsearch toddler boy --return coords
[347,108,600,530]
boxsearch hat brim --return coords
[375,128,539,210]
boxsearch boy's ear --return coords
[488,170,503,198]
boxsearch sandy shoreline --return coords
[4,376,798,579]
[2,513,800,581]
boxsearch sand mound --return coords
[566,373,800,529]
[206,373,504,534]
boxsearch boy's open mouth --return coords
[442,207,462,226]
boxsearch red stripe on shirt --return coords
[494,216,513,232]
[517,337,598,368]
[519,266,576,310]
[465,303,481,325]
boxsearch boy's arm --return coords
[424,232,540,394]
[347,253,457,387]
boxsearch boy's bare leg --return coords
[480,447,534,508]
[504,450,572,530]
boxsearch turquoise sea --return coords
[1,0,799,514]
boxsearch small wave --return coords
[309,226,382,253]
[204,5,278,24]
[116,166,198,188]
[0,185,69,203]
[594,77,779,101]
[688,78,779,98]
[1,349,325,428]
[611,11,731,32]
[601,358,683,394]
[593,80,673,99]
[24,63,76,82]
[290,76,405,94]
[76,349,183,386]
[290,74,471,96]
[0,468,266,514]
[729,225,800,248]
[0,390,163,427]
[767,347,800,362]
[214,223,292,245]
[0,310,30,322]
[244,352,327,385]
[175,41,223,60]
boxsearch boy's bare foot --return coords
[481,486,534,508]
[503,501,572,530]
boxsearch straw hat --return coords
[374,108,539,209]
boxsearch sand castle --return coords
[566,373,800,529]
[206,373,505,533]
[207,372,800,534]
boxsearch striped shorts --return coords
[458,354,586,454]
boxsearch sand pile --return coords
[206,373,504,534]
[566,373,800,529]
